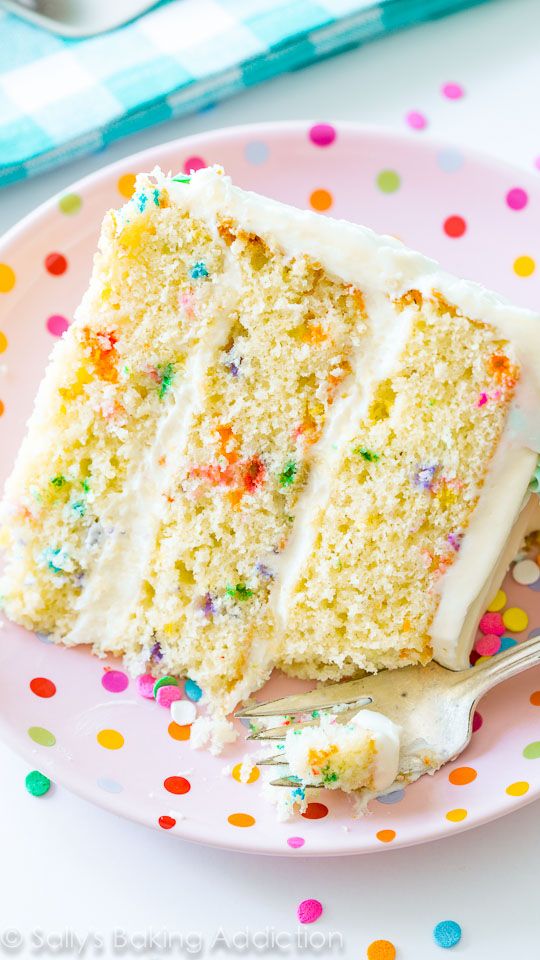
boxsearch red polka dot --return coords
[158,815,176,830]
[183,156,206,174]
[506,187,528,210]
[301,802,328,820]
[45,253,67,276]
[29,677,56,698]
[472,710,483,732]
[443,215,466,238]
[46,314,69,337]
[164,775,191,795]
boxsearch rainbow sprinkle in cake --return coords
[1,166,540,750]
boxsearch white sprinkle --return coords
[170,700,197,726]
[512,559,540,586]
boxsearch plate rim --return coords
[1,119,539,856]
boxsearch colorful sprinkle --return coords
[310,189,333,211]
[136,673,156,698]
[164,775,191,795]
[506,187,528,211]
[367,940,396,960]
[228,812,256,827]
[101,669,129,693]
[156,684,182,708]
[514,255,535,277]
[406,110,427,130]
[441,82,464,99]
[523,741,540,759]
[376,829,396,843]
[168,721,191,741]
[45,252,67,276]
[279,460,297,486]
[189,261,209,279]
[479,611,505,636]
[506,781,529,796]
[28,726,56,747]
[226,583,253,601]
[448,766,477,785]
[475,633,501,656]
[232,762,260,784]
[158,815,176,830]
[502,607,528,632]
[153,676,180,697]
[29,677,56,698]
[433,920,462,949]
[499,636,517,652]
[377,170,401,193]
[354,447,380,462]
[25,770,51,797]
[170,699,197,726]
[184,678,203,702]
[309,123,336,147]
[0,263,16,292]
[297,899,323,924]
[443,215,466,238]
[414,463,438,490]
[96,728,124,750]
[157,362,175,399]
[487,589,506,612]
[512,559,539,585]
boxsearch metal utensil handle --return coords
[458,634,540,701]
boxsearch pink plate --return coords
[1,122,540,856]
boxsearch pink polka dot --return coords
[442,82,464,100]
[136,673,155,699]
[506,188,528,210]
[479,612,505,636]
[183,156,206,174]
[156,684,182,707]
[534,157,540,172]
[472,711,483,732]
[309,123,336,147]
[475,634,501,657]
[287,836,305,849]
[406,110,427,131]
[297,899,323,924]
[46,314,69,337]
[102,669,129,693]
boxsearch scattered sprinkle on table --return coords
[433,920,462,949]
[25,770,51,797]
[367,939,396,960]
[297,899,323,924]
[171,699,197,726]
[184,678,203,701]
[513,559,540,585]
[502,607,529,633]
[156,685,182,708]
[136,673,155,698]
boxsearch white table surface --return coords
[1,1,539,956]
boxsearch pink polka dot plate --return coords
[1,122,540,855]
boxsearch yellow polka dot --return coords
[0,264,15,293]
[117,173,136,198]
[232,762,260,784]
[309,188,333,211]
[487,589,506,612]
[514,255,535,277]
[96,728,124,750]
[446,808,468,822]
[0,331,7,354]
[506,781,529,797]
[475,655,490,664]
[503,607,528,632]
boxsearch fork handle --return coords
[455,634,540,701]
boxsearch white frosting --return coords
[350,709,402,791]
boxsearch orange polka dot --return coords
[530,691,540,706]
[376,829,396,843]
[0,332,7,353]
[449,766,477,785]
[310,188,333,211]
[0,399,4,417]
[446,808,468,822]
[117,173,136,198]
[514,255,535,277]
[96,728,124,750]
[0,264,15,293]
[506,781,529,797]
[367,940,396,960]
[228,812,255,827]
[232,762,260,784]
[168,721,191,741]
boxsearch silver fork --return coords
[1,0,160,38]
[236,635,540,789]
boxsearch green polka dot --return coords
[25,770,51,796]
[58,193,82,215]
[28,726,56,747]
[377,169,401,193]
[153,675,180,697]
[523,741,540,759]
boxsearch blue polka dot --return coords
[433,920,462,949]
[527,577,540,592]
[35,631,53,644]
[97,777,123,794]
[244,141,270,166]
[529,628,540,639]
[377,788,405,804]
[436,149,464,173]
[184,678,202,702]
[499,636,517,652]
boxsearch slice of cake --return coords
[1,166,540,750]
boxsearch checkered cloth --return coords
[0,0,488,187]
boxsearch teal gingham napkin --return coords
[0,0,488,187]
